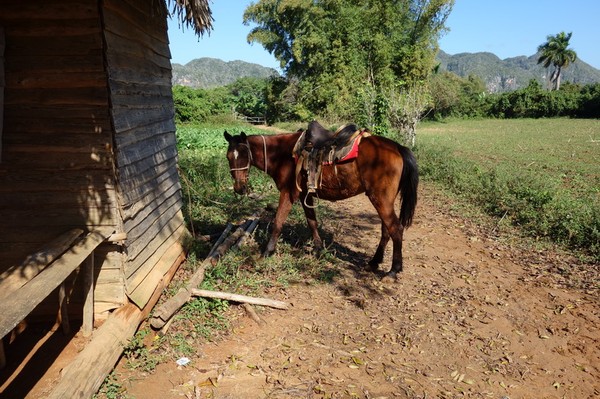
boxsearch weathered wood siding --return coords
[0,0,187,314]
[103,0,188,307]
[0,1,117,262]
[0,1,124,312]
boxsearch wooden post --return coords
[82,252,94,337]
[58,283,70,335]
[0,339,5,370]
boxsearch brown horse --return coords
[224,122,418,279]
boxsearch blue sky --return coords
[167,0,600,71]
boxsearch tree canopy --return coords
[537,31,577,91]
[243,0,453,132]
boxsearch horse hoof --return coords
[367,261,379,272]
[381,272,398,283]
[261,250,274,258]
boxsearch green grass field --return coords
[175,119,599,261]
[416,118,599,260]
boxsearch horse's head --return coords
[224,131,252,195]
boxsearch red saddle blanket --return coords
[293,129,370,165]
[322,129,370,165]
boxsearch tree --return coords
[537,31,577,91]
[243,0,453,136]
[228,77,268,117]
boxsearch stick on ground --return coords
[190,289,289,310]
[150,212,263,329]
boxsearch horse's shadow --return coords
[259,206,393,307]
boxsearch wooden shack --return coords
[0,0,212,383]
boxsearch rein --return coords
[229,135,268,173]
[261,135,268,173]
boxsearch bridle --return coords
[229,142,253,172]
[229,135,268,173]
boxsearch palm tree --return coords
[537,31,577,90]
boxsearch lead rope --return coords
[261,135,268,174]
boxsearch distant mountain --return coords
[174,54,600,93]
[437,50,600,92]
[171,57,280,88]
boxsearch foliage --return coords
[427,72,487,119]
[244,0,453,128]
[172,77,271,124]
[537,31,577,90]
[424,71,600,119]
[95,372,132,399]
[416,119,600,261]
[386,83,432,146]
[123,328,165,372]
[228,77,269,117]
[486,80,579,118]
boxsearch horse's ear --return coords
[240,132,247,140]
[224,131,232,142]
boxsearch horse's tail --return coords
[398,145,419,228]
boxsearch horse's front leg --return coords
[263,191,294,257]
[300,193,323,253]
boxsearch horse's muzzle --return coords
[233,183,248,195]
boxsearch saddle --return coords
[293,121,371,193]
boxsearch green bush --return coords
[425,74,600,120]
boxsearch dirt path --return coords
[120,183,599,399]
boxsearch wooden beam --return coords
[0,227,113,339]
[58,283,70,335]
[0,228,84,299]
[46,240,186,399]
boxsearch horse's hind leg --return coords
[368,223,390,271]
[368,195,404,280]
[387,224,404,279]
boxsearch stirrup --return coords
[303,193,319,208]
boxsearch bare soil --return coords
[3,182,597,399]
[115,183,600,399]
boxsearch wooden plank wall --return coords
[0,1,124,313]
[103,0,188,307]
[1,26,5,162]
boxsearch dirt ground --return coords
[3,182,598,399]
[113,183,599,399]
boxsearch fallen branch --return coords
[207,223,233,258]
[191,289,289,310]
[243,303,266,325]
[232,217,261,250]
[150,212,263,329]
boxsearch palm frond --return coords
[168,0,214,37]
